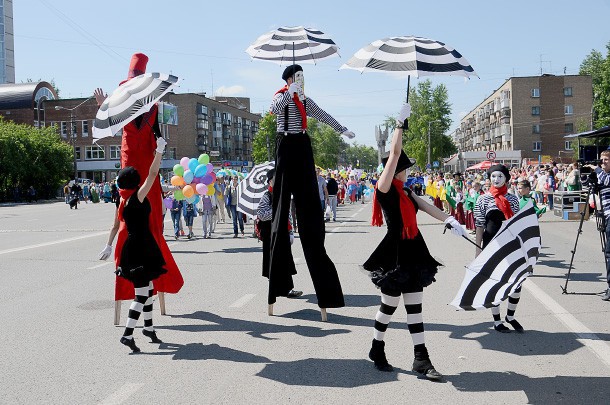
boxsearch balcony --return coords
[221,147,230,154]
[243,136,251,143]
[197,114,208,121]
[222,119,231,126]
[213,116,222,123]
[500,108,511,119]
[243,124,250,130]
[222,132,231,139]
[500,99,510,109]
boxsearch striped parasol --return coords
[450,202,540,310]
[237,161,275,218]
[340,36,477,101]
[246,26,339,65]
[93,72,179,140]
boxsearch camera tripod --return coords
[561,177,607,295]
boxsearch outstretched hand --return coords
[341,130,355,139]
[443,217,467,237]
[94,88,107,106]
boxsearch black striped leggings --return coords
[123,282,154,338]
[491,286,522,322]
[373,286,425,349]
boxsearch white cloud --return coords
[214,85,246,97]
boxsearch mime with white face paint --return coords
[474,164,521,332]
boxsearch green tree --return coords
[308,118,348,168]
[344,142,378,170]
[0,119,73,200]
[385,80,455,169]
[580,42,610,128]
[252,112,277,164]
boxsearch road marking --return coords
[167,242,178,248]
[525,280,610,369]
[99,383,144,405]
[0,231,107,256]
[87,262,113,270]
[229,293,256,308]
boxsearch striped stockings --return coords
[491,286,522,325]
[373,288,425,351]
[123,282,154,339]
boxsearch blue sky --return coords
[15,0,610,148]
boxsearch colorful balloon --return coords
[188,158,199,173]
[209,172,217,183]
[195,183,207,195]
[173,164,184,177]
[206,184,215,196]
[171,175,185,187]
[180,157,190,170]
[186,195,198,204]
[194,164,208,177]
[201,174,213,185]
[174,189,185,200]
[163,197,173,209]
[198,153,210,165]
[183,185,195,198]
[183,170,194,184]
[206,163,214,173]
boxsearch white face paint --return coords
[293,71,305,101]
[490,171,507,188]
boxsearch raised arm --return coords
[137,137,166,203]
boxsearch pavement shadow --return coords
[531,271,604,282]
[448,371,610,404]
[146,342,272,362]
[282,308,408,331]
[256,358,412,387]
[299,293,381,308]
[160,311,351,340]
[427,322,610,357]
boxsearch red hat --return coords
[120,53,149,85]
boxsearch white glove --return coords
[397,103,411,125]
[444,217,467,237]
[155,137,167,154]
[99,244,112,261]
[341,130,355,139]
[289,232,295,245]
[288,83,299,96]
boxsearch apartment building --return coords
[452,74,592,169]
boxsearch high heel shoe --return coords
[120,336,141,353]
[142,329,163,343]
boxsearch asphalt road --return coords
[1,197,609,404]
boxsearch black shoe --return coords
[287,289,303,298]
[412,357,443,381]
[601,289,610,301]
[120,336,141,353]
[142,329,163,343]
[494,323,511,333]
[369,339,393,372]
[505,316,524,333]
[233,234,238,238]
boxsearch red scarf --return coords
[489,185,514,220]
[117,189,137,221]
[268,185,273,193]
[371,178,418,240]
[274,86,307,130]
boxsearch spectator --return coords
[170,198,183,240]
[326,173,338,222]
[226,176,244,238]
[182,200,197,239]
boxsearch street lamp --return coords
[55,97,94,182]
[427,120,442,168]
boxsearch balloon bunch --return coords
[170,154,217,204]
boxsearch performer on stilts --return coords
[474,164,522,333]
[363,103,467,380]
[115,137,167,352]
[267,64,354,313]
[95,53,184,306]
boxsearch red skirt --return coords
[465,210,475,230]
[454,202,466,225]
[433,197,443,210]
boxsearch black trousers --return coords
[269,132,344,308]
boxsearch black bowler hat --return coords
[282,64,303,81]
[486,164,510,181]
[116,166,140,190]
[381,150,416,174]
[266,168,276,183]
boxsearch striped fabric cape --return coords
[451,201,541,310]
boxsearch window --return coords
[82,120,89,137]
[85,145,105,160]
[61,121,67,136]
[564,87,573,97]
[109,145,121,160]
[533,141,541,151]
[531,88,540,98]
[214,123,222,132]
[74,146,81,160]
[196,104,208,115]
[565,123,574,133]
[168,147,177,160]
[565,141,573,150]
[565,105,574,115]
[532,124,540,134]
[532,106,540,116]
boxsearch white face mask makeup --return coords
[490,171,507,188]
[293,71,305,101]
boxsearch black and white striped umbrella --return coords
[451,202,541,310]
[246,26,339,65]
[237,161,275,218]
[340,36,477,79]
[93,72,179,140]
